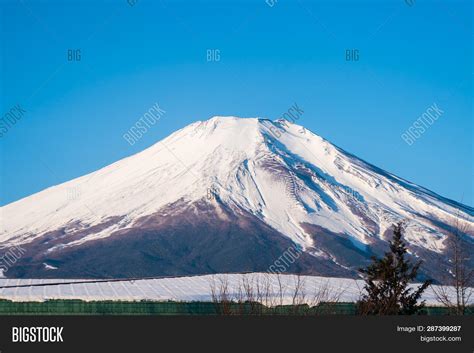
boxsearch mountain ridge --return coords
[1,116,472,281]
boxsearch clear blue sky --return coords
[0,0,472,206]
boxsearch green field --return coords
[0,299,471,315]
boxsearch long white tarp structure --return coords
[0,273,466,305]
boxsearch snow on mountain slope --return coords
[0,117,472,279]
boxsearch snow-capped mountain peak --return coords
[1,117,472,280]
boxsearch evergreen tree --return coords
[357,222,432,315]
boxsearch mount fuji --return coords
[1,117,472,282]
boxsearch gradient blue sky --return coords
[0,0,472,206]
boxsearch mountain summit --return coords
[1,117,473,280]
